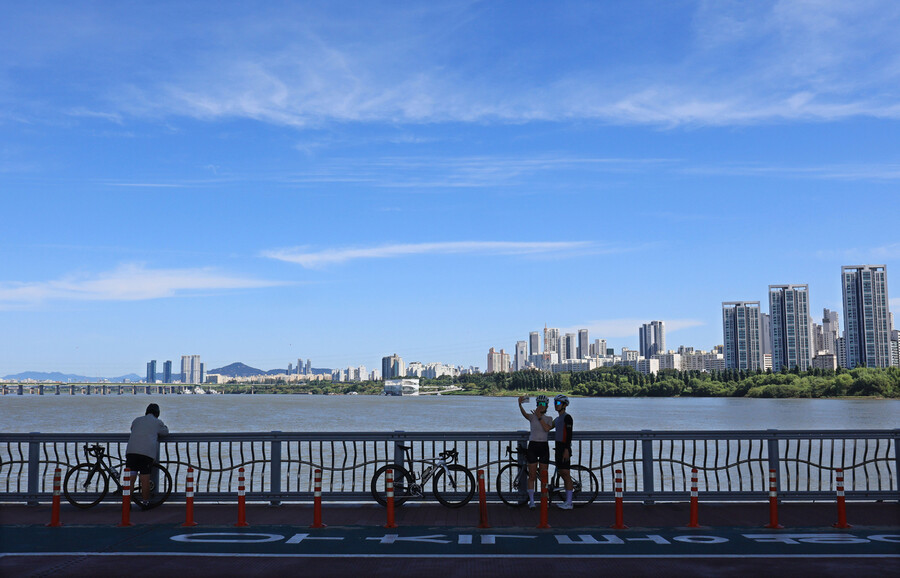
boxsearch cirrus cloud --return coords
[0,264,286,309]
[262,241,627,268]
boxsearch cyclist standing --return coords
[518,394,553,509]
[126,403,169,505]
[551,394,574,509]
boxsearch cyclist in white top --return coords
[518,394,553,508]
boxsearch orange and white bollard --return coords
[235,467,249,527]
[182,467,198,527]
[118,468,133,527]
[384,469,397,528]
[537,467,550,529]
[765,469,783,529]
[833,468,851,529]
[477,469,490,529]
[611,468,627,529]
[687,468,700,528]
[310,469,326,528]
[47,467,62,527]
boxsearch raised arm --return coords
[518,396,530,419]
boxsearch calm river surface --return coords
[2,395,897,433]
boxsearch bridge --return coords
[0,383,218,396]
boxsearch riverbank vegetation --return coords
[214,366,900,398]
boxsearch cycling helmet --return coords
[535,394,549,406]
[554,394,569,407]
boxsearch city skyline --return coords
[2,2,899,376]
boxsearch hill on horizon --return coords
[2,371,143,382]
[208,362,332,377]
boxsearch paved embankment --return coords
[2,501,898,577]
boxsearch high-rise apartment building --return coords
[515,340,527,371]
[529,332,540,356]
[639,321,666,358]
[759,313,773,356]
[560,333,577,362]
[487,347,510,373]
[768,284,812,372]
[722,301,763,371]
[544,326,560,355]
[180,355,202,384]
[382,354,404,380]
[577,329,589,359]
[842,265,892,368]
[822,309,839,354]
[146,360,157,384]
[163,360,172,384]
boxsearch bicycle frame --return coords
[401,447,457,494]
[80,446,124,492]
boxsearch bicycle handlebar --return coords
[83,444,105,458]
[438,448,459,462]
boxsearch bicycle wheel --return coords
[131,464,173,510]
[370,464,414,507]
[432,464,475,508]
[63,463,109,508]
[496,463,528,507]
[553,465,598,507]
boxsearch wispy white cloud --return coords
[815,243,900,261]
[682,163,900,182]
[0,264,285,308]
[891,297,900,311]
[561,319,706,340]
[9,2,894,128]
[263,241,612,268]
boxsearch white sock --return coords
[566,490,573,504]
[527,489,535,504]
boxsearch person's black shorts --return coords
[526,441,550,465]
[125,453,154,475]
[555,446,571,469]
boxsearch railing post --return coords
[393,431,405,469]
[767,429,781,494]
[27,433,40,506]
[894,430,900,497]
[270,431,282,506]
[641,430,654,504]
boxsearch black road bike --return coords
[496,445,599,507]
[370,446,475,508]
[63,444,173,510]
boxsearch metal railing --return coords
[1,429,897,503]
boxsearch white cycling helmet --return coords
[535,394,550,407]
[554,394,569,407]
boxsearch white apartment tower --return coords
[639,321,666,358]
[768,284,812,372]
[822,309,840,354]
[722,302,763,371]
[543,326,560,355]
[180,355,201,384]
[842,265,892,368]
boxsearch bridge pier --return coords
[38,385,44,395]
[18,384,24,395]
[55,384,61,395]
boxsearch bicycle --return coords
[370,445,475,508]
[495,444,598,507]
[63,443,173,510]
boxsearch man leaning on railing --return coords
[125,403,169,504]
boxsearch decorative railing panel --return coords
[1,430,896,503]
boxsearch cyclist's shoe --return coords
[556,502,573,510]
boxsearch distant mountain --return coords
[208,362,332,377]
[2,371,143,382]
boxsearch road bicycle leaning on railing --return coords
[496,445,599,507]
[63,443,172,510]
[370,445,476,508]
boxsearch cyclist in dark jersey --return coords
[551,394,574,509]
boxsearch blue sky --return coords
[1,0,898,376]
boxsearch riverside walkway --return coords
[2,501,898,577]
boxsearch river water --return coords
[2,394,897,433]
